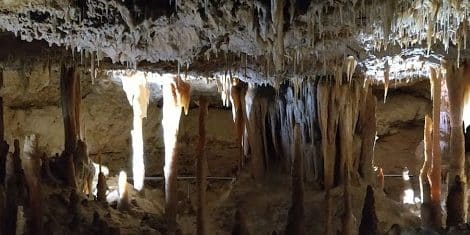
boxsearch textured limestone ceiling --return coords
[0,0,469,82]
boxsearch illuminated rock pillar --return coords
[162,76,190,235]
[121,72,150,191]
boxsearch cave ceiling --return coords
[0,0,469,84]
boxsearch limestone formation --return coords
[196,97,208,235]
[22,135,43,235]
[162,76,191,235]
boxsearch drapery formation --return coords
[242,78,377,187]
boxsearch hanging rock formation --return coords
[162,76,191,235]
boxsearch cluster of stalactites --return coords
[240,76,376,187]
[384,1,469,58]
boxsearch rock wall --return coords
[376,93,431,136]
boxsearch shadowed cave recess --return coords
[0,0,470,235]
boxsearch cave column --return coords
[444,61,467,226]
[60,65,80,188]
[196,97,208,235]
[162,77,190,235]
[429,68,442,228]
[420,115,433,227]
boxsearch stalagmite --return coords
[420,115,433,227]
[285,124,305,235]
[358,185,378,235]
[96,163,107,202]
[121,72,150,191]
[196,97,208,235]
[445,60,468,226]
[60,65,80,188]
[22,135,43,235]
[68,189,80,228]
[429,67,442,228]
[377,167,384,191]
[162,76,190,235]
[117,171,130,211]
[3,140,20,235]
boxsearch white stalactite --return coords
[121,72,150,191]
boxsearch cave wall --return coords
[1,63,236,175]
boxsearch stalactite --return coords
[162,76,190,235]
[345,56,357,83]
[60,65,80,188]
[121,72,150,191]
[3,140,20,235]
[22,135,43,235]
[445,60,468,226]
[285,124,305,235]
[196,97,208,235]
[358,185,378,235]
[429,67,442,228]
[339,86,353,185]
[230,79,247,172]
[244,84,269,179]
[420,115,433,227]
[383,60,390,103]
[317,82,332,189]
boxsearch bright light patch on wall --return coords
[120,71,150,191]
